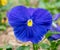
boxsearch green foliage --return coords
[6,48,12,50]
[0,25,6,31]
[19,0,30,6]
[16,45,30,50]
[5,45,12,50]
[0,0,13,31]
[0,13,7,31]
[46,40,60,50]
[25,0,30,6]
[39,43,50,50]
[45,31,60,50]
[45,31,60,38]
[50,41,57,49]
[0,45,13,50]
[56,40,60,47]
[0,0,13,11]
[38,1,46,9]
[38,0,60,14]
[3,44,12,50]
[0,13,6,31]
[43,0,49,3]
[0,47,3,50]
[33,43,39,50]
[45,31,53,38]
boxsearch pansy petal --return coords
[48,34,60,41]
[31,24,47,43]
[53,13,60,21]
[14,26,29,42]
[32,8,52,29]
[7,6,30,27]
[28,8,35,16]
[50,24,60,32]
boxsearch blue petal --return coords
[53,13,60,21]
[7,6,30,27]
[14,26,29,42]
[14,23,47,43]
[30,24,47,43]
[28,8,35,16]
[32,8,52,30]
[50,24,60,32]
[48,34,60,41]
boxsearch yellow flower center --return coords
[0,0,7,6]
[27,19,33,27]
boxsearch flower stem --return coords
[33,43,38,50]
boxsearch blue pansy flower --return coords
[7,6,52,43]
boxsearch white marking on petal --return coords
[52,22,57,28]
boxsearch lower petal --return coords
[14,26,29,42]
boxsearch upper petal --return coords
[7,6,30,27]
[32,8,52,30]
[28,8,35,16]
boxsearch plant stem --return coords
[33,43,38,50]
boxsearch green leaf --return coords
[50,40,60,50]
[0,25,6,31]
[18,0,26,5]
[6,45,12,48]
[56,0,60,2]
[56,40,60,46]
[25,0,30,6]
[19,0,30,6]
[38,1,46,9]
[39,43,50,49]
[53,9,58,14]
[45,31,60,38]
[57,40,60,44]
[51,41,56,47]
[45,31,53,38]
[16,46,30,50]
[4,44,12,50]
[50,41,57,50]
[55,2,60,8]
[0,47,3,50]
[6,48,12,50]
[43,0,49,3]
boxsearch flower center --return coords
[27,19,33,27]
